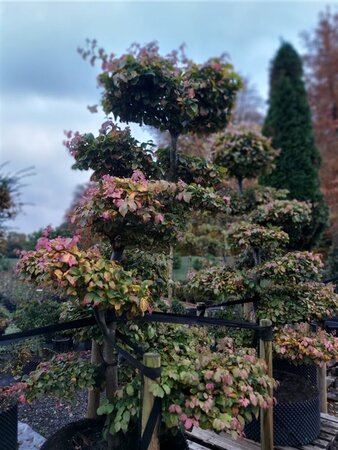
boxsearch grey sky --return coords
[1,1,336,234]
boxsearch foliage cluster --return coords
[274,324,338,366]
[17,235,152,318]
[15,298,62,331]
[72,172,229,250]
[156,147,226,187]
[214,130,278,190]
[64,123,159,180]
[94,41,241,136]
[97,325,275,439]
[23,351,99,403]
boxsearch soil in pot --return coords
[245,371,320,446]
[41,418,189,450]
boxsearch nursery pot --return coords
[52,336,73,353]
[273,357,317,386]
[0,402,18,450]
[244,371,320,446]
[22,357,42,376]
[41,418,189,450]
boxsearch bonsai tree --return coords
[214,129,279,193]
[190,129,338,369]
[16,43,277,448]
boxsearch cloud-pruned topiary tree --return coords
[16,43,279,446]
[214,129,279,193]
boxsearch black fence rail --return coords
[0,307,273,450]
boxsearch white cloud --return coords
[0,93,153,233]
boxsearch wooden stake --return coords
[259,319,273,450]
[86,340,102,419]
[167,245,174,302]
[196,302,206,317]
[142,353,161,450]
[318,363,328,413]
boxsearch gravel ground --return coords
[18,390,88,439]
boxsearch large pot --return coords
[22,357,42,376]
[41,418,189,450]
[273,358,317,386]
[245,371,320,446]
[52,336,73,353]
[0,402,18,450]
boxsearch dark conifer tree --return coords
[261,42,328,249]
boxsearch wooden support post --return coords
[197,302,206,317]
[243,303,251,321]
[142,353,161,450]
[167,245,174,302]
[318,363,328,413]
[259,319,273,450]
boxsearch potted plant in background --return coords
[0,382,25,450]
[187,127,338,446]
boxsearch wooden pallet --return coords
[186,413,338,450]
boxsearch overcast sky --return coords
[1,0,337,234]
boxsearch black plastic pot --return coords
[41,418,189,450]
[273,358,317,386]
[0,403,18,450]
[22,357,42,376]
[245,372,320,446]
[52,336,73,353]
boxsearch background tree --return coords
[302,10,338,265]
[261,42,328,249]
[232,78,264,127]
[0,164,33,254]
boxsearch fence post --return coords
[318,363,328,413]
[259,319,273,450]
[196,302,206,317]
[142,353,161,450]
[167,245,174,302]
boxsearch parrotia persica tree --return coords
[214,129,279,193]
[190,128,338,365]
[17,43,279,444]
[261,42,328,249]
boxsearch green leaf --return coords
[126,385,134,396]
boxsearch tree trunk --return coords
[167,245,174,303]
[110,235,124,263]
[103,321,118,402]
[244,248,261,321]
[86,340,102,419]
[92,246,125,448]
[237,177,243,194]
[168,132,179,181]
